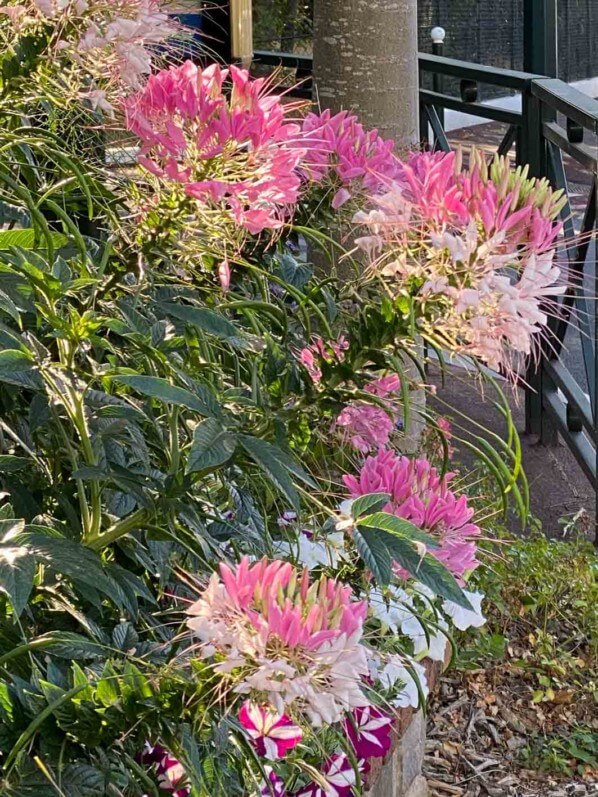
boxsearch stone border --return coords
[366,656,447,797]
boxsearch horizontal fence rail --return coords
[253,48,598,532]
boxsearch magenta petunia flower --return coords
[344,705,394,759]
[140,744,190,796]
[294,753,362,797]
[239,701,302,760]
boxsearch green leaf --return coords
[0,349,42,390]
[161,302,244,343]
[114,375,214,415]
[358,512,440,549]
[0,456,29,473]
[0,289,20,323]
[186,418,237,474]
[238,435,300,510]
[351,493,391,518]
[0,545,35,616]
[351,526,393,585]
[0,228,68,250]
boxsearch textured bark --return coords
[312,0,419,147]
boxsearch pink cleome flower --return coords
[299,110,402,206]
[297,335,349,384]
[239,701,302,760]
[334,373,402,453]
[344,705,394,760]
[355,150,566,372]
[343,450,480,579]
[124,61,305,233]
[186,557,370,726]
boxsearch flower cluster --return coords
[334,373,402,453]
[300,110,401,208]
[344,450,480,579]
[186,557,370,726]
[125,62,305,234]
[1,0,176,109]
[355,150,566,371]
[298,335,349,384]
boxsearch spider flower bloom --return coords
[343,450,480,579]
[299,110,402,204]
[334,373,402,453]
[355,150,565,372]
[238,701,302,760]
[186,557,370,726]
[124,62,305,233]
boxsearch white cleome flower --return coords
[442,590,486,631]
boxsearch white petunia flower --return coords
[401,615,448,662]
[442,590,486,631]
[378,655,428,708]
[368,585,414,633]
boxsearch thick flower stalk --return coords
[186,557,371,726]
[355,150,567,371]
[343,450,480,579]
[125,62,305,234]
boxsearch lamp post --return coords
[230,0,253,67]
[198,1,253,66]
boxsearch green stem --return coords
[86,508,151,551]
[168,406,180,476]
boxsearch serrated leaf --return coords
[351,493,391,518]
[357,511,440,548]
[114,375,213,415]
[0,545,35,616]
[238,435,300,509]
[186,418,237,474]
[351,526,393,584]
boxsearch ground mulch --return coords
[424,657,598,796]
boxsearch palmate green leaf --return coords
[350,493,391,518]
[238,434,300,510]
[0,545,35,616]
[114,375,214,416]
[0,228,68,250]
[186,418,237,474]
[355,514,473,608]
[358,512,440,549]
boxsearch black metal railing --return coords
[253,48,598,526]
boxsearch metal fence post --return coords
[431,27,446,130]
[523,0,558,76]
[520,87,558,444]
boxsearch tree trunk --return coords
[312,0,419,148]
